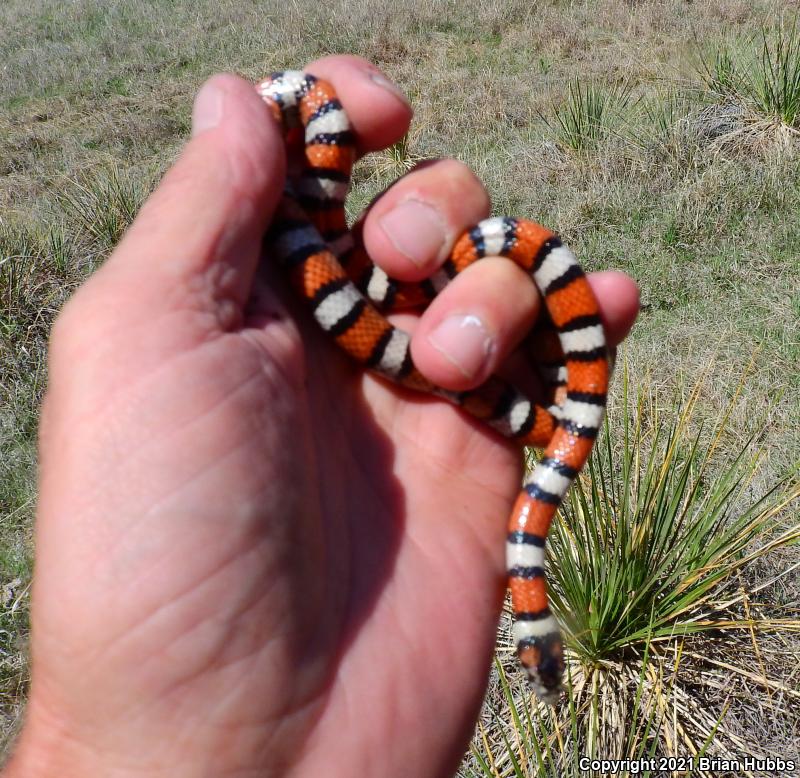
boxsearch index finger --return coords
[304,55,413,155]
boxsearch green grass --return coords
[2,0,800,768]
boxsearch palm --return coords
[32,274,522,776]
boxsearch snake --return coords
[256,71,610,704]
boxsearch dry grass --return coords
[2,0,799,771]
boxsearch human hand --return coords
[7,56,639,777]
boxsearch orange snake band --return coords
[257,71,610,704]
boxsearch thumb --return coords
[91,73,286,326]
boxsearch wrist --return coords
[4,699,110,778]
[3,697,197,778]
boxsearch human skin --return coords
[5,56,639,778]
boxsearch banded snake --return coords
[256,71,610,703]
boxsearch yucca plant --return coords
[464,363,799,775]
[697,23,800,147]
[554,419,785,658]
[546,78,634,154]
[753,23,800,126]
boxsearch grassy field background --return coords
[2,0,799,774]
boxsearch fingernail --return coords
[428,314,496,379]
[369,72,411,107]
[379,199,446,268]
[192,80,224,137]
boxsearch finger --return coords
[411,269,639,391]
[585,270,640,345]
[86,73,285,329]
[359,159,491,280]
[305,55,413,154]
[409,258,539,389]
[502,270,640,398]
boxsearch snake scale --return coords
[256,71,610,703]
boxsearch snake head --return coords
[518,632,564,705]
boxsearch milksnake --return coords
[256,71,610,704]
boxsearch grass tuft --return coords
[59,167,149,253]
[545,78,635,154]
[697,22,800,149]
[368,131,426,180]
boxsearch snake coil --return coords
[257,71,610,703]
